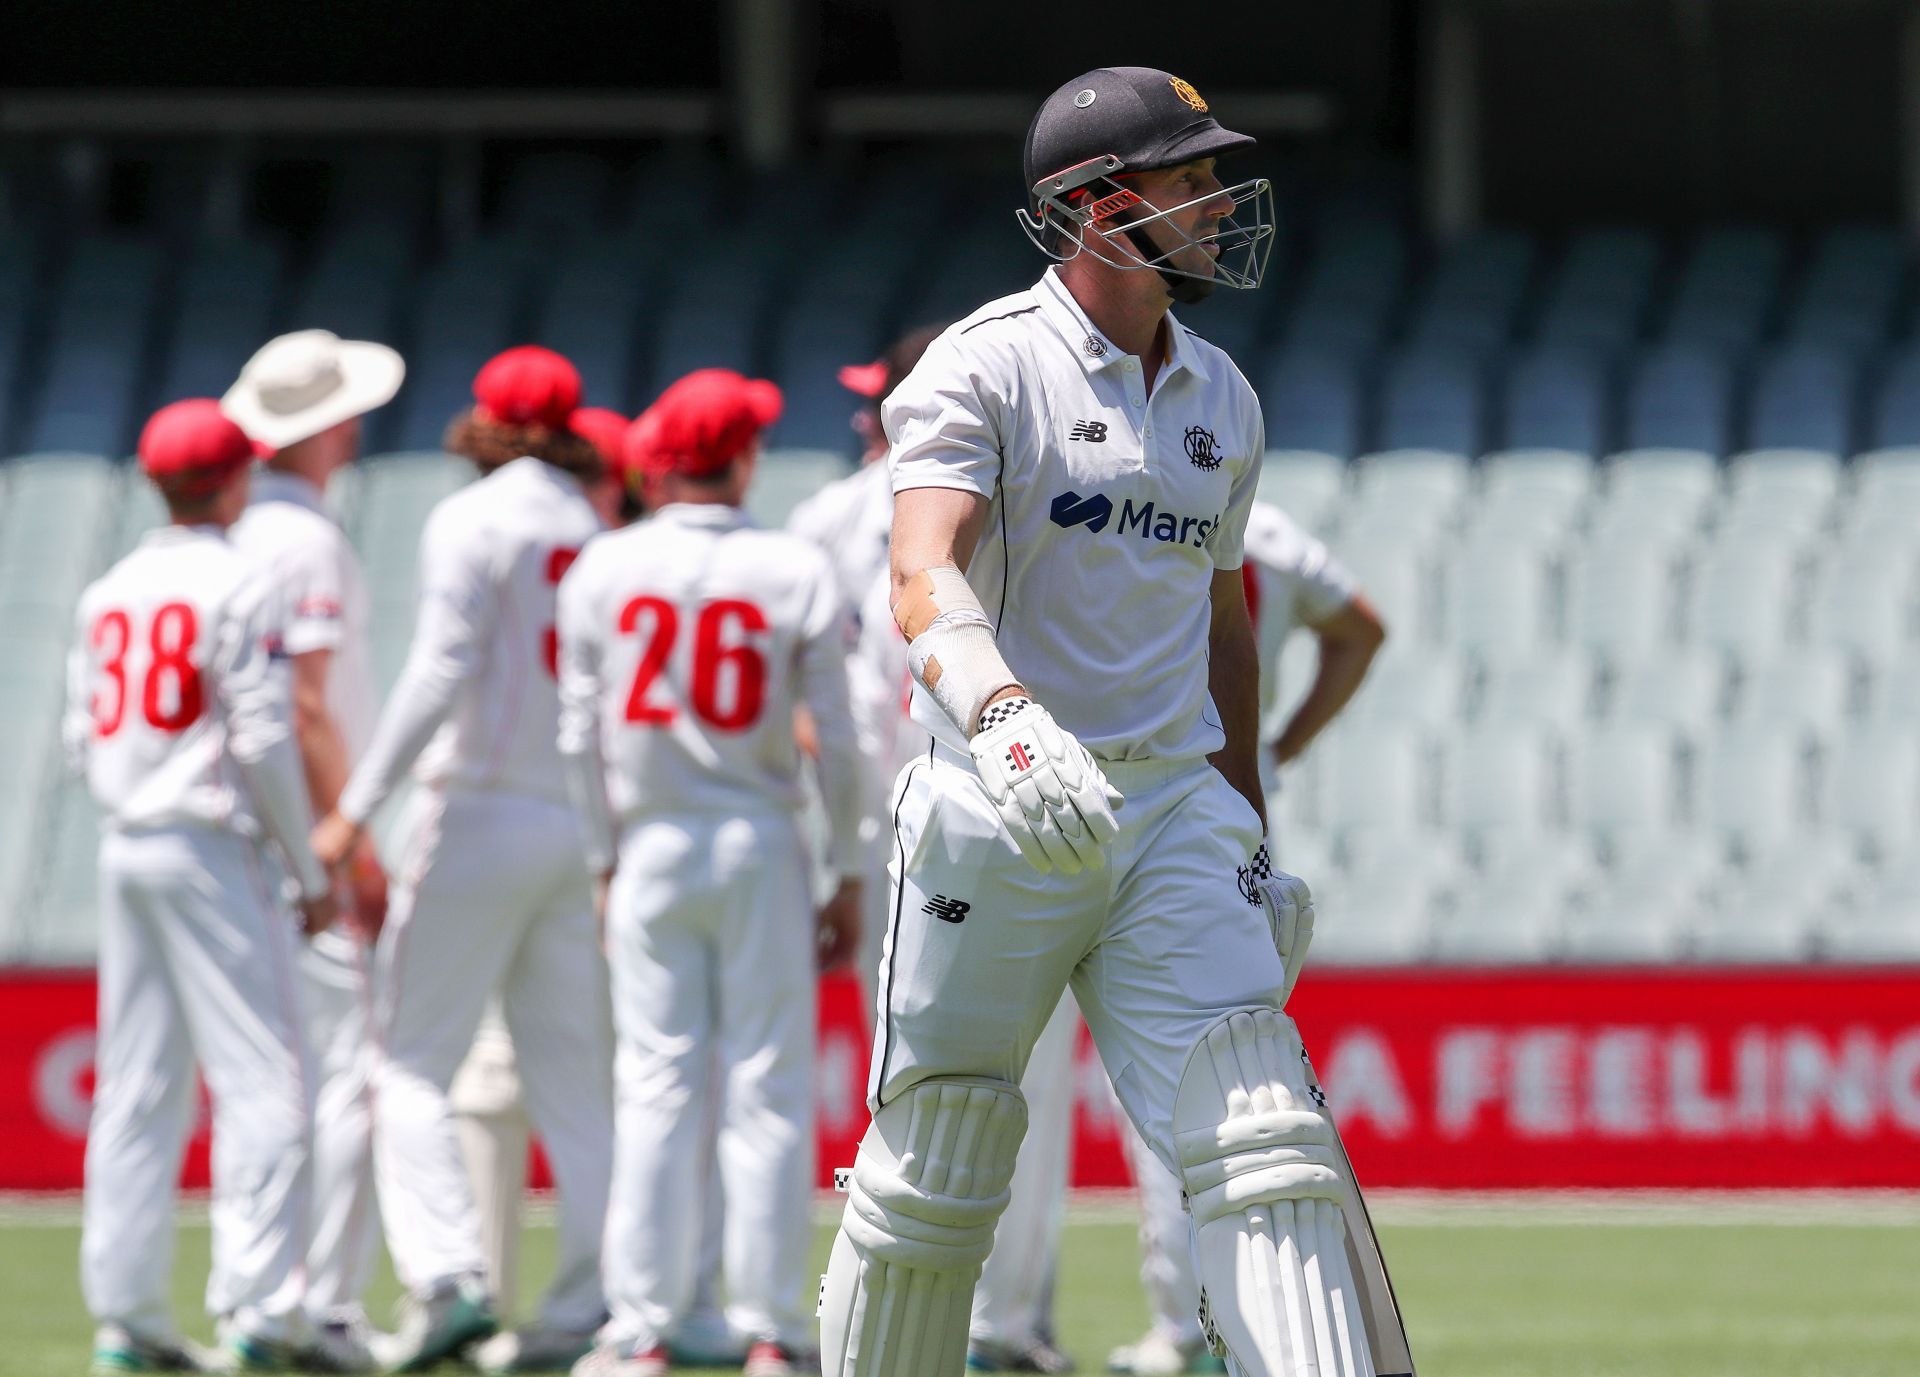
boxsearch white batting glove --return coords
[969,695,1122,875]
[1241,842,1315,1004]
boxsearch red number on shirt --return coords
[618,596,680,724]
[91,609,131,736]
[142,602,204,731]
[616,597,770,731]
[690,599,769,731]
[541,546,582,679]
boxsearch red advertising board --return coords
[6,966,1919,1191]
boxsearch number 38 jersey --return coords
[62,523,327,895]
[555,502,867,878]
[337,457,603,825]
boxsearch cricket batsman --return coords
[817,67,1415,1377]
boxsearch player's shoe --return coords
[373,1274,496,1372]
[742,1340,801,1376]
[567,1340,669,1376]
[210,1326,292,1373]
[471,1324,600,1373]
[967,1334,1078,1373]
[291,1313,381,1372]
[663,1306,745,1366]
[1104,1330,1226,1375]
[88,1324,215,1373]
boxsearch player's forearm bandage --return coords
[894,566,1020,736]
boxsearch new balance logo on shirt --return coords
[1068,419,1108,442]
[923,894,971,924]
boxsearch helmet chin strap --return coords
[1117,220,1215,306]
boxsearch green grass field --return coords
[5,1196,1919,1376]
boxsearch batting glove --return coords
[1242,842,1315,1004]
[969,695,1122,875]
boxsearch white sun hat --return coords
[221,329,406,452]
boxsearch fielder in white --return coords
[69,400,334,1374]
[787,325,941,1001]
[559,369,866,1377]
[312,346,616,1374]
[224,327,405,1373]
[818,67,1414,1377]
[1111,504,1384,1376]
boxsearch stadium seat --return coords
[1783,225,1906,354]
[351,453,474,603]
[1374,353,1485,456]
[1281,218,1409,364]
[1475,652,1595,730]
[1500,348,1610,455]
[1433,842,1591,962]
[1745,348,1855,455]
[1481,447,1594,507]
[1808,547,1916,666]
[392,239,539,451]
[1850,446,1920,510]
[496,150,615,239]
[1723,448,1842,528]
[748,449,855,529]
[1698,725,1807,853]
[1687,546,1798,659]
[0,455,119,625]
[1567,724,1683,839]
[531,233,652,415]
[1332,528,1432,643]
[1341,643,1464,728]
[1312,724,1430,834]
[1867,350,1920,449]
[1438,724,1556,838]
[1351,448,1472,512]
[25,235,166,456]
[1659,225,1786,356]
[1602,446,1719,512]
[1689,841,1852,962]
[157,236,287,402]
[1603,648,1726,731]
[0,230,43,454]
[26,781,103,961]
[1302,862,1440,964]
[1732,650,1851,738]
[287,221,412,356]
[1563,538,1683,659]
[1533,227,1662,356]
[1261,352,1364,459]
[1402,228,1538,359]
[1622,347,1735,455]
[1441,536,1553,660]
[1823,726,1920,857]
[1254,451,1345,531]
[1818,854,1920,960]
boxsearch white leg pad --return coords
[820,1079,1026,1376]
[1176,1010,1373,1377]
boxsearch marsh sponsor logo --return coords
[1049,490,1219,548]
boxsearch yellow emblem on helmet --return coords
[1169,77,1208,112]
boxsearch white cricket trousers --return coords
[970,992,1078,1348]
[874,745,1284,1182]
[83,825,313,1345]
[299,929,379,1322]
[602,810,818,1352]
[372,787,614,1331]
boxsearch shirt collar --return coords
[654,501,753,530]
[250,466,329,515]
[143,522,226,546]
[1032,267,1210,385]
[504,454,585,495]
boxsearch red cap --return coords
[138,399,256,496]
[472,346,583,430]
[642,369,783,479]
[837,359,889,399]
[570,406,630,468]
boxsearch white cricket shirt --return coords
[555,502,865,876]
[786,458,894,618]
[338,457,603,822]
[63,524,327,897]
[1242,500,1358,730]
[886,267,1263,763]
[230,468,377,759]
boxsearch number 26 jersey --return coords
[555,502,866,876]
